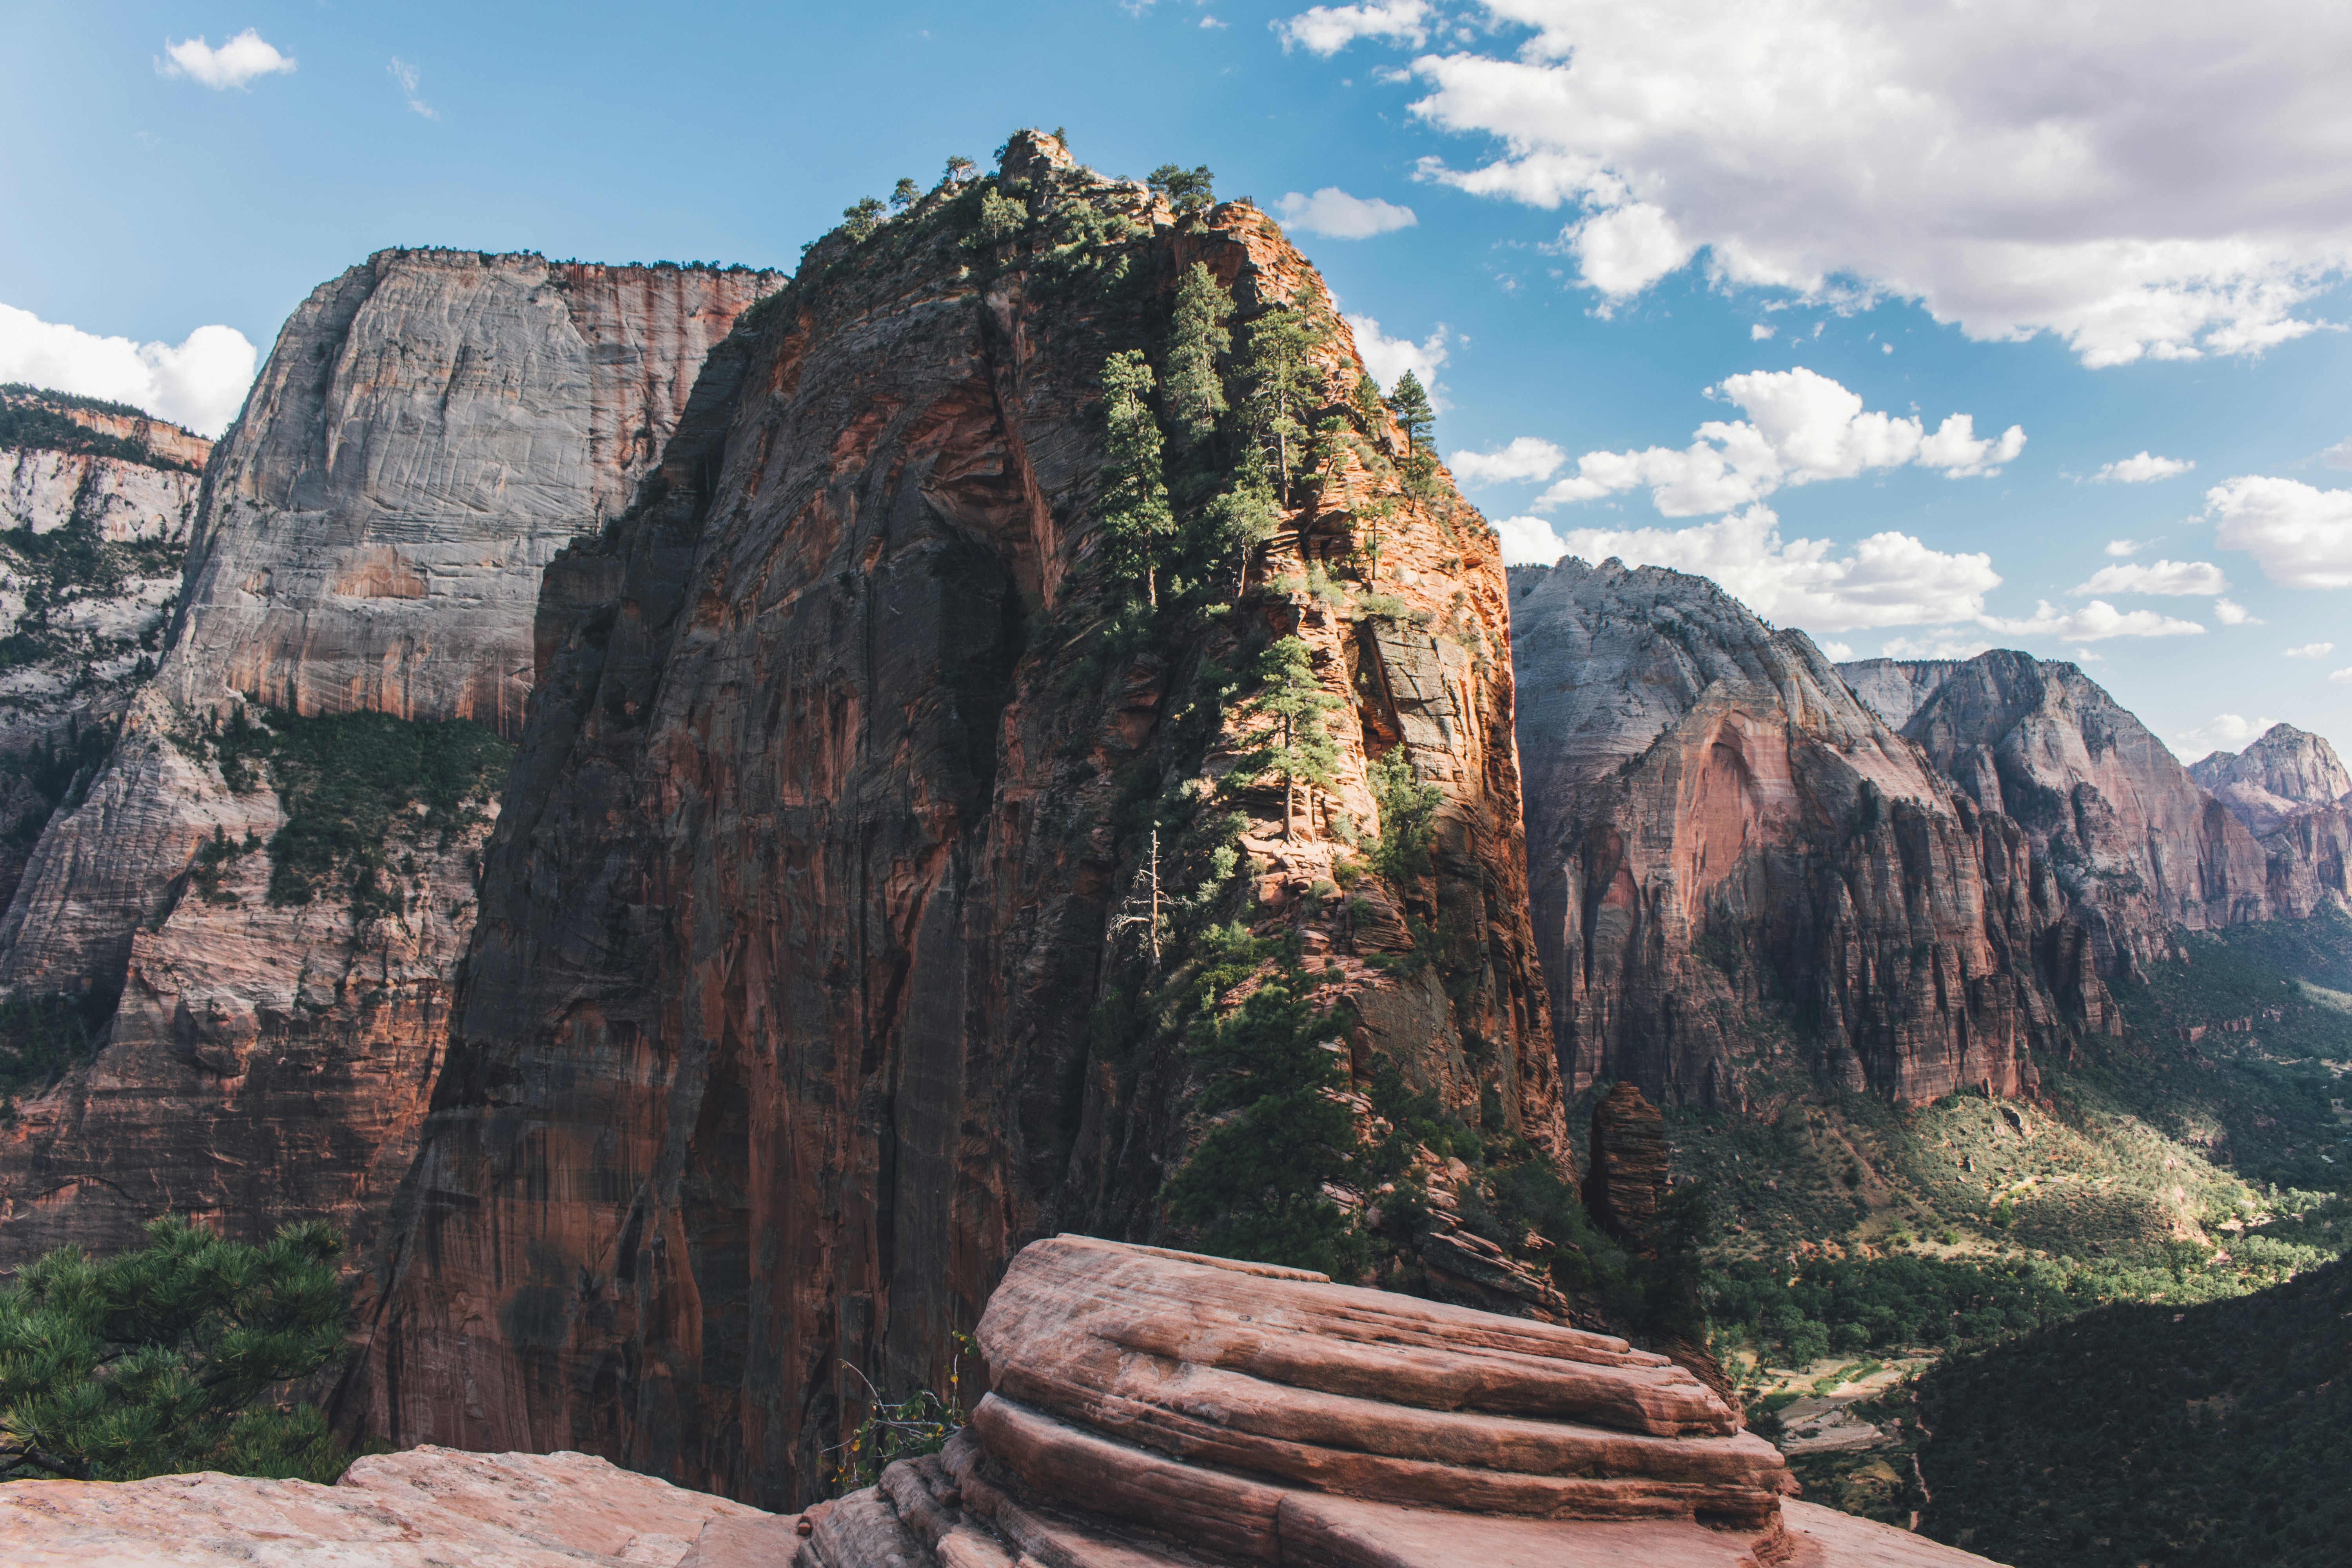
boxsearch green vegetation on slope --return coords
[0,985,118,1121]
[0,1216,356,1483]
[0,385,199,474]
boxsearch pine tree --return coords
[1241,297,1316,503]
[1351,372,1390,446]
[944,154,976,184]
[842,196,886,241]
[1147,163,1216,216]
[1098,350,1176,608]
[0,1217,354,1483]
[1236,635,1341,841]
[890,178,920,212]
[1163,263,1232,447]
[1385,370,1435,455]
[1200,441,1282,595]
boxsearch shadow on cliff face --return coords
[343,131,1569,1507]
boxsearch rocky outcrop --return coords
[801,1236,2002,1568]
[349,135,1560,1506]
[1584,1081,1670,1247]
[0,1444,791,1567]
[1879,652,2270,971]
[0,252,778,1266]
[2189,722,2352,835]
[1512,560,2059,1107]
[2261,801,2352,918]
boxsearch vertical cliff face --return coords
[1882,652,2270,971]
[0,252,777,1265]
[2189,723,2352,835]
[350,135,1559,1506]
[1512,560,2060,1109]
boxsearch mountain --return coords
[1510,560,2083,1111]
[1840,653,2271,972]
[340,133,1563,1506]
[0,251,779,1264]
[2187,722,2352,835]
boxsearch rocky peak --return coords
[2189,722,2352,835]
[1837,655,1969,731]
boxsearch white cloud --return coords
[388,57,437,120]
[159,29,295,90]
[1274,187,1418,239]
[0,302,254,437]
[1202,14,1229,27]
[2323,437,2352,471]
[2105,538,2145,557]
[1449,436,1566,486]
[2285,642,2336,658]
[2333,668,2352,685]
[1881,632,1994,661]
[2176,713,2278,754]
[1750,324,1775,340]
[2092,451,2195,483]
[1374,1,2352,366]
[1276,0,1429,54]
[2069,559,2227,597]
[2213,597,2263,624]
[1534,367,2022,515]
[1508,505,2000,633]
[1347,313,1448,394]
[2203,475,2352,588]
[1977,599,2205,642]
[1815,639,1855,661]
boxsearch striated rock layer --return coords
[2188,722,2352,836]
[1845,653,2272,973]
[350,135,1561,1506]
[1512,561,2067,1107]
[802,1236,2003,1568]
[0,252,778,1266]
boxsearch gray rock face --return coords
[2189,722,2352,835]
[0,251,779,1266]
[1884,652,2270,971]
[1511,560,2063,1107]
[1838,657,1968,732]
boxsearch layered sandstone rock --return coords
[0,1444,790,1567]
[351,134,1559,1505]
[1512,561,2059,1107]
[0,252,777,1265]
[2189,722,2352,835]
[2261,801,2352,918]
[802,1236,2001,1568]
[1878,652,2270,971]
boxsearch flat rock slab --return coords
[0,1445,775,1567]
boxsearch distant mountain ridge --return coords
[2188,721,2352,835]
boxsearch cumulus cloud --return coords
[1449,436,1566,486]
[1276,0,1429,54]
[1880,632,1995,661]
[159,29,295,90]
[0,302,254,437]
[1815,639,1855,661]
[2093,452,2196,483]
[388,58,437,119]
[1751,324,1775,340]
[2323,437,2352,471]
[2213,598,2263,624]
[1347,313,1448,394]
[1494,505,2001,633]
[2333,668,2352,685]
[2285,642,2336,658]
[1274,187,1417,239]
[2105,538,2145,557]
[2069,559,2227,597]
[2176,713,2278,754]
[1359,0,2352,366]
[2202,475,2352,588]
[1977,599,2205,642]
[1534,367,2023,515]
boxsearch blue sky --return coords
[5,1,2351,762]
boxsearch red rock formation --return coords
[348,134,1562,1506]
[1512,561,2061,1108]
[2188,722,2352,836]
[799,1236,2004,1568]
[1584,1082,1671,1247]
[0,252,778,1267]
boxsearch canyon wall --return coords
[0,252,777,1265]
[1511,560,2065,1109]
[348,134,1561,1507]
[1844,653,2271,972]
[2189,722,2352,835]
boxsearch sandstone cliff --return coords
[2188,722,2352,835]
[0,252,777,1265]
[1841,652,2271,972]
[349,134,1560,1506]
[1512,560,2062,1108]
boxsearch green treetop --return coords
[842,196,886,241]
[1241,295,1318,503]
[1147,163,1216,216]
[1385,370,1434,454]
[1236,635,1341,841]
[1097,350,1177,608]
[944,154,976,184]
[890,178,920,212]
[1200,441,1283,596]
[1164,262,1233,447]
[0,1216,354,1484]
